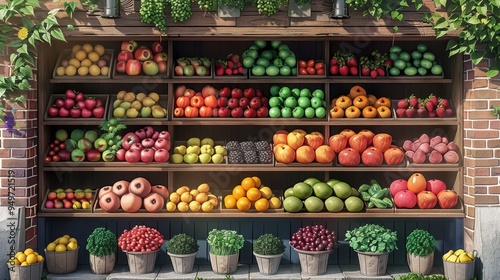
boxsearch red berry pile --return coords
[215,54,244,76]
[47,89,105,118]
[395,94,453,118]
[118,225,164,252]
[329,51,358,76]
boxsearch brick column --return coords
[0,47,39,250]
[463,54,500,250]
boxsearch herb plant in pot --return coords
[345,223,398,276]
[253,233,285,275]
[289,225,337,276]
[207,229,244,274]
[166,233,199,274]
[406,229,435,275]
[86,227,117,274]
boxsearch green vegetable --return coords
[406,229,435,257]
[370,197,387,208]
[207,229,244,255]
[140,0,168,32]
[345,224,398,253]
[253,233,285,255]
[358,184,370,192]
[395,272,446,280]
[86,227,117,257]
[361,191,371,202]
[382,197,393,207]
[372,189,388,199]
[367,201,375,208]
[167,233,199,255]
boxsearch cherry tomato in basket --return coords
[316,68,325,75]
[306,67,316,75]
[299,68,308,75]
[298,60,307,68]
[307,59,315,67]
[315,62,324,70]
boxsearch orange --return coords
[246,187,261,202]
[232,185,246,200]
[407,173,427,194]
[236,197,251,211]
[224,194,237,209]
[252,176,262,188]
[259,186,273,199]
[254,198,269,212]
[241,177,256,191]
[269,196,282,209]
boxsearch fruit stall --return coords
[1,0,476,278]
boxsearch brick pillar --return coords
[463,54,500,251]
[0,47,39,250]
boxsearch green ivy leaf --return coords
[50,28,66,42]
[486,66,499,77]
[467,16,481,25]
[471,51,485,65]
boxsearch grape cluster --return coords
[197,0,217,12]
[140,0,167,32]
[227,140,273,164]
[290,225,337,252]
[167,0,192,23]
[256,0,286,16]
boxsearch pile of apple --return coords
[273,129,335,164]
[98,177,169,213]
[329,129,405,166]
[390,173,459,209]
[174,85,269,118]
[46,128,106,163]
[112,91,166,119]
[403,133,459,164]
[268,86,327,119]
[330,85,392,118]
[115,126,171,163]
[174,57,211,76]
[115,40,167,76]
[215,54,244,76]
[283,177,364,213]
[170,137,227,164]
[395,93,453,118]
[47,89,106,118]
[329,50,358,76]
[166,183,218,212]
[54,43,111,77]
[44,188,93,210]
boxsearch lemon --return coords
[64,65,77,76]
[68,58,81,68]
[166,201,176,212]
[58,237,69,245]
[26,254,37,264]
[77,66,89,76]
[100,66,110,76]
[62,234,71,239]
[16,253,26,263]
[46,242,57,252]
[23,248,34,256]
[55,244,67,252]
[189,201,201,212]
[20,261,28,266]
[80,58,92,67]
[177,201,189,212]
[36,255,44,262]
[67,241,78,251]
[69,237,78,243]
[89,65,101,76]
[56,66,66,76]
[93,44,105,56]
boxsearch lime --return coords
[389,67,401,76]
[411,51,422,60]
[420,59,432,69]
[251,65,265,76]
[256,57,270,68]
[423,52,435,61]
[333,182,352,199]
[269,85,281,96]
[404,66,418,76]
[284,56,296,67]
[416,43,428,53]
[266,65,280,76]
[389,45,402,53]
[280,65,292,76]
[254,40,267,49]
[246,49,259,60]
[261,50,274,61]
[431,64,443,75]
[418,67,427,76]
[394,59,406,70]
[399,52,411,62]
[242,56,255,68]
[279,49,291,60]
[284,187,294,198]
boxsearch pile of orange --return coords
[224,176,282,212]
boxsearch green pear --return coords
[173,145,187,155]
[140,106,152,118]
[113,107,125,118]
[186,137,201,147]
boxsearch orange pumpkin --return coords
[407,173,427,194]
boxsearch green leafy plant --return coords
[345,223,398,253]
[253,233,285,255]
[344,0,423,27]
[425,0,500,77]
[406,229,435,256]
[167,0,193,23]
[255,0,288,16]
[167,233,199,254]
[207,229,244,255]
[139,0,168,31]
[86,227,117,257]
[394,272,446,280]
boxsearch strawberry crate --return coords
[392,100,457,119]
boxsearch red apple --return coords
[218,97,228,108]
[231,107,243,118]
[99,192,121,212]
[134,46,152,61]
[228,98,239,109]
[218,107,230,117]
[219,87,231,98]
[158,131,170,140]
[154,149,170,162]
[151,42,163,53]
[249,97,262,109]
[116,61,126,73]
[361,146,384,166]
[328,134,348,154]
[141,138,155,148]
[348,134,368,154]
[390,179,408,197]
[125,149,141,163]
[257,106,268,118]
[125,59,142,76]
[144,193,164,213]
[112,180,130,197]
[117,50,133,62]
[121,40,137,52]
[154,138,170,150]
[337,148,361,166]
[394,190,417,208]
[426,179,447,195]
[157,61,167,74]
[150,185,170,200]
[231,88,243,99]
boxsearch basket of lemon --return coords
[44,234,79,274]
[7,248,44,280]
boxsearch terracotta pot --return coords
[253,252,283,275]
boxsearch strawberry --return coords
[405,107,417,118]
[439,98,450,109]
[383,59,393,68]
[397,99,409,109]
[361,67,370,76]
[396,108,407,118]
[428,94,438,106]
[227,60,234,69]
[347,57,358,67]
[376,67,385,77]
[409,95,418,108]
[370,69,378,79]
[330,57,338,66]
[428,110,437,118]
[445,108,454,117]
[330,65,339,75]
[349,66,358,76]
[425,100,435,112]
[237,67,244,75]
[435,106,446,117]
[417,107,428,118]
[227,53,240,63]
[215,67,225,76]
[339,65,349,76]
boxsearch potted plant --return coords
[289,225,337,275]
[206,229,244,274]
[167,233,199,274]
[253,233,285,275]
[86,227,117,274]
[406,229,435,275]
[117,225,164,274]
[345,223,398,276]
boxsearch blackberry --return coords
[226,141,240,151]
[243,150,259,164]
[239,141,256,151]
[228,150,245,164]
[255,140,271,151]
[258,150,273,164]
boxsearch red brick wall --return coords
[463,54,500,249]
[0,46,38,249]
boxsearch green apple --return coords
[200,144,214,156]
[173,145,187,155]
[84,130,99,143]
[183,153,199,164]
[186,137,201,147]
[186,145,201,155]
[70,129,85,142]
[214,145,227,156]
[170,154,184,163]
[55,129,68,142]
[212,153,224,164]
[199,153,212,164]
[201,138,215,147]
